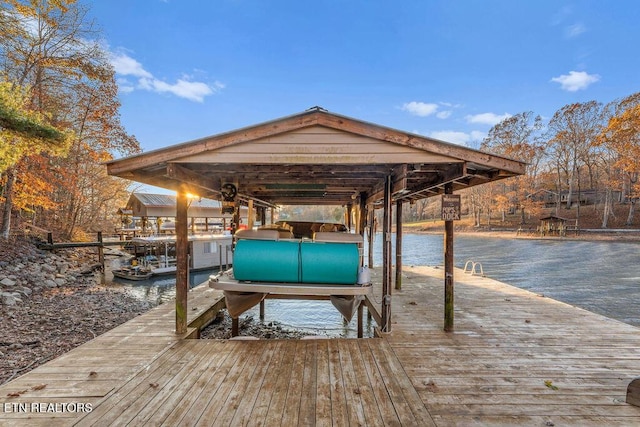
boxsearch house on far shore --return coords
[116,193,248,237]
[538,215,579,237]
[528,188,622,208]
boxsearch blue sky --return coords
[90,0,639,152]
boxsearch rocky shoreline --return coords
[0,237,153,385]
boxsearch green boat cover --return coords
[233,239,359,284]
[300,241,359,284]
[233,240,300,282]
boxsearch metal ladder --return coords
[463,260,485,277]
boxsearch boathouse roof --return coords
[125,192,247,218]
[106,107,526,207]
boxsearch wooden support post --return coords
[231,317,239,337]
[232,202,240,234]
[444,183,455,332]
[367,209,375,268]
[395,200,403,290]
[358,193,367,237]
[260,207,267,226]
[175,191,189,335]
[628,378,640,406]
[357,300,364,338]
[346,203,353,231]
[259,300,265,320]
[381,175,393,332]
[247,200,255,230]
[97,232,105,285]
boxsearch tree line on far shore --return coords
[406,96,640,230]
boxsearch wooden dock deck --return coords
[1,266,640,426]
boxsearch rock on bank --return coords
[0,237,153,384]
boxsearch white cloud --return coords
[109,51,222,102]
[436,110,452,119]
[110,52,153,79]
[429,131,471,145]
[551,70,600,92]
[401,101,438,117]
[565,23,586,38]
[465,112,511,126]
[401,101,458,119]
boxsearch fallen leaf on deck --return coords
[7,389,28,397]
[544,380,559,390]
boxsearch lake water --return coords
[391,233,640,327]
[108,234,640,337]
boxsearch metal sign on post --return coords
[441,194,461,221]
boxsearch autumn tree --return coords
[481,112,546,224]
[0,0,139,239]
[596,92,640,225]
[546,101,605,229]
[0,79,71,238]
[46,74,139,239]
[0,80,69,171]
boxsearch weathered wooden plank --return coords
[368,339,436,426]
[244,340,288,426]
[422,391,628,406]
[327,339,349,426]
[74,340,201,426]
[344,339,388,426]
[431,415,640,427]
[427,402,640,417]
[298,341,318,426]
[314,340,332,427]
[164,341,242,426]
[0,418,80,427]
[336,340,369,426]
[118,340,226,424]
[228,341,280,426]
[131,341,233,425]
[282,341,308,425]
[193,340,259,425]
[0,381,114,398]
[265,340,304,426]
[357,339,403,426]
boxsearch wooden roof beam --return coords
[166,164,276,208]
[395,163,467,201]
[166,163,221,195]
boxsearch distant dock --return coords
[1,266,639,425]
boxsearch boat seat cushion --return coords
[313,232,363,244]
[235,229,279,240]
